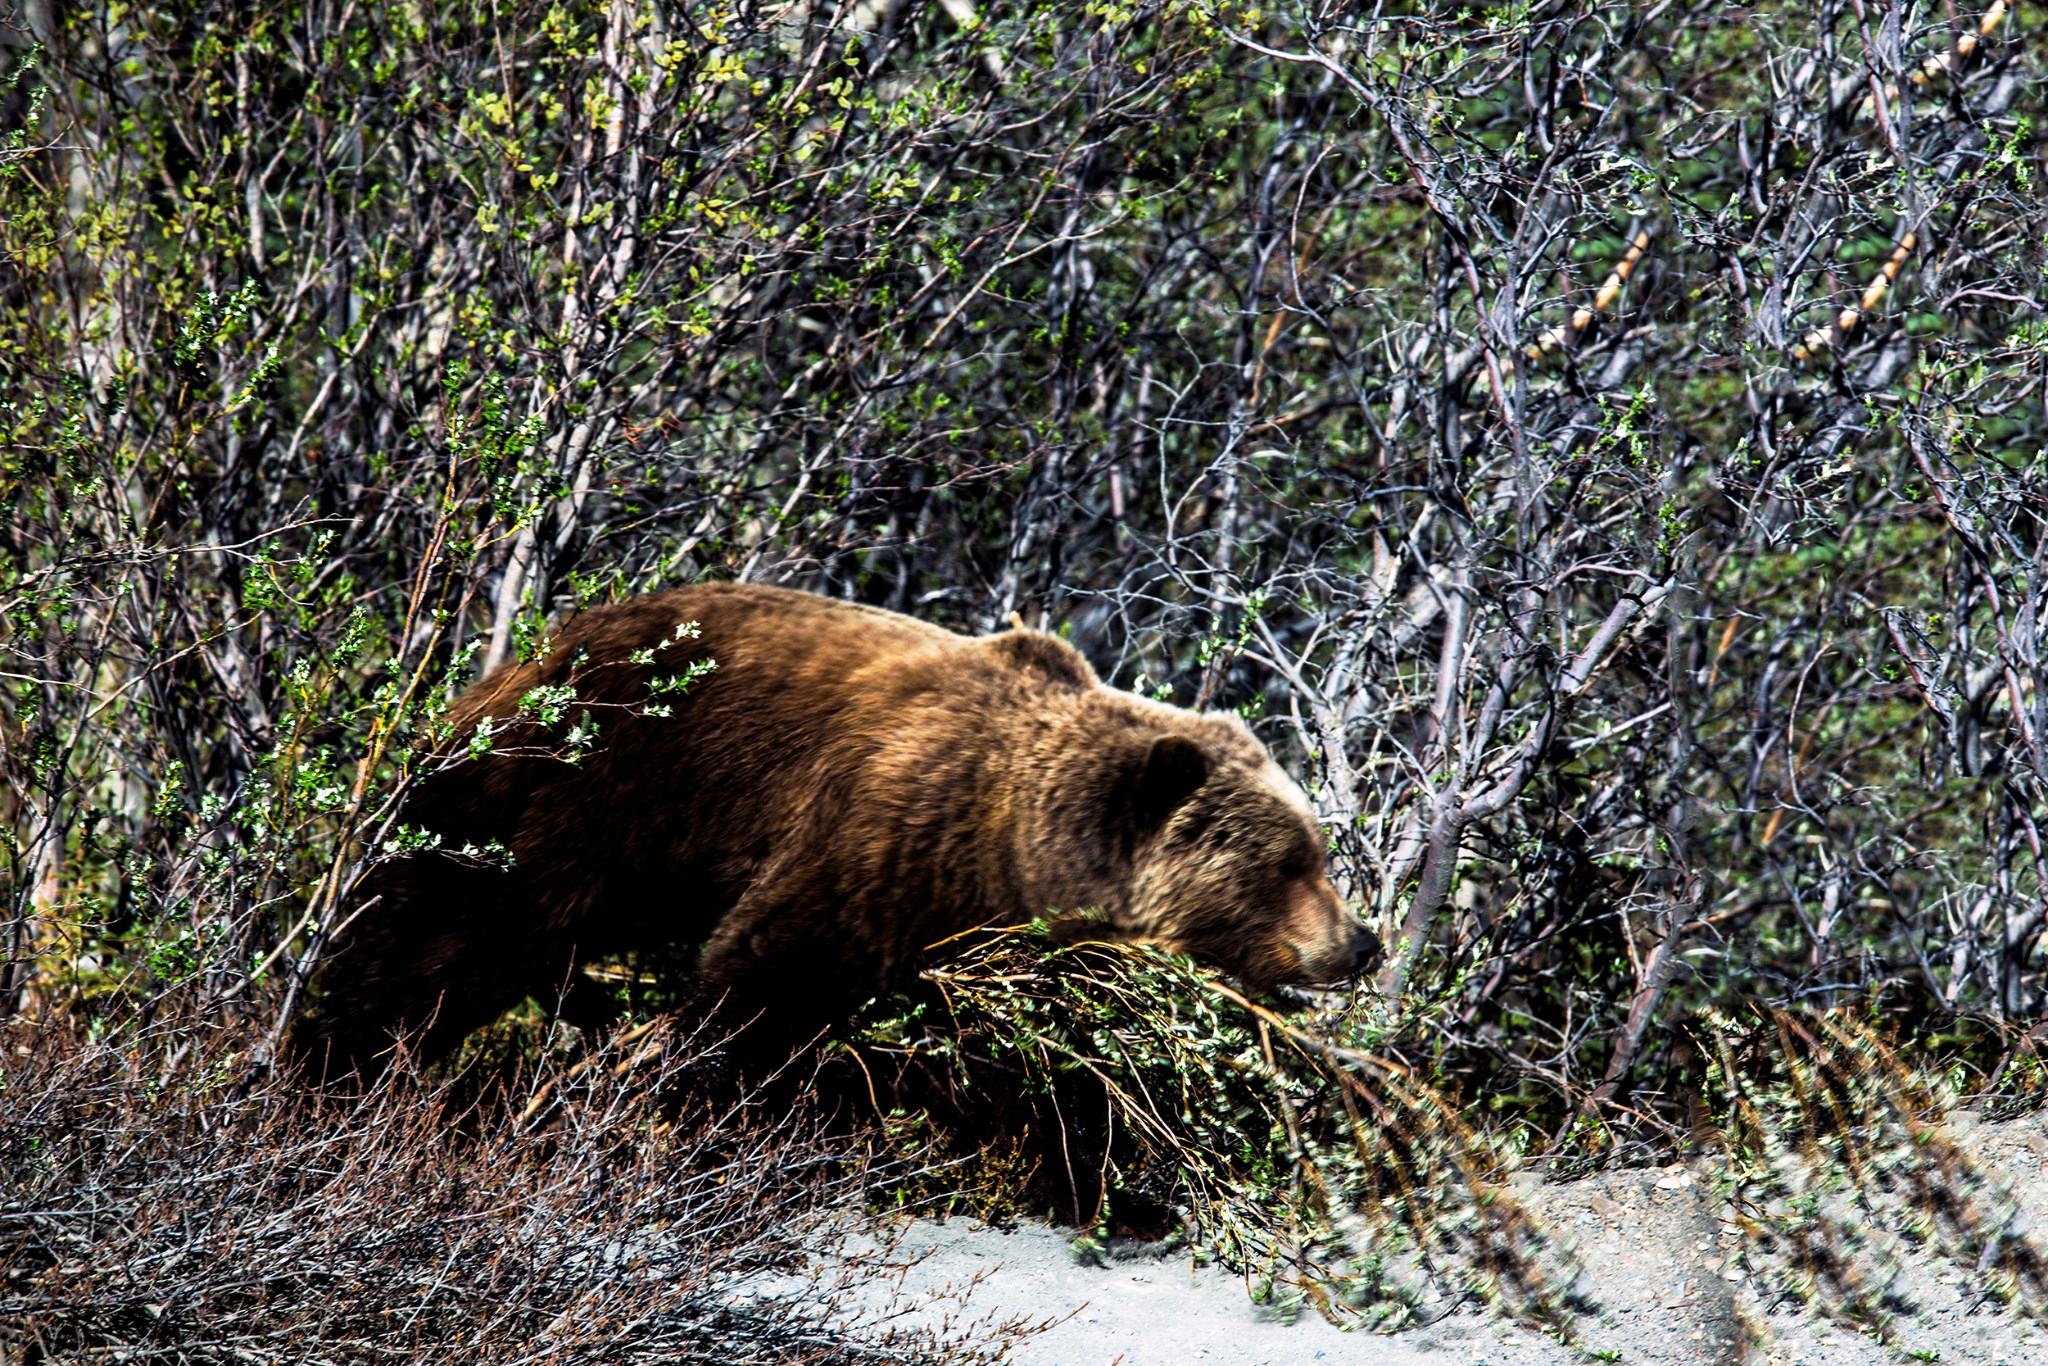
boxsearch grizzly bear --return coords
[291,584,1379,1076]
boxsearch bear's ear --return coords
[1129,733,1208,828]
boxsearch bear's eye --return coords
[1278,858,1309,881]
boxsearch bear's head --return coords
[1048,714,1382,995]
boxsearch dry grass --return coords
[0,995,1042,1365]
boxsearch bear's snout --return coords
[1344,921,1383,976]
[1294,914,1379,984]
[1275,875,1383,986]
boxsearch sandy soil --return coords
[816,1112,2048,1365]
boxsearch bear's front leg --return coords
[291,852,558,1079]
[692,863,886,1071]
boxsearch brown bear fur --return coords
[291,584,1378,1076]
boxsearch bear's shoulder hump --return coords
[981,629,1096,690]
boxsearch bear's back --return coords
[593,583,1097,725]
[436,585,1099,892]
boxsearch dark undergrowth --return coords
[6,930,2047,1356]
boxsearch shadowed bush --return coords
[848,932,2048,1343]
[844,929,1586,1333]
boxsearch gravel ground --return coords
[816,1113,2048,1365]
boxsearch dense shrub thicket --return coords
[3,0,2046,1244]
